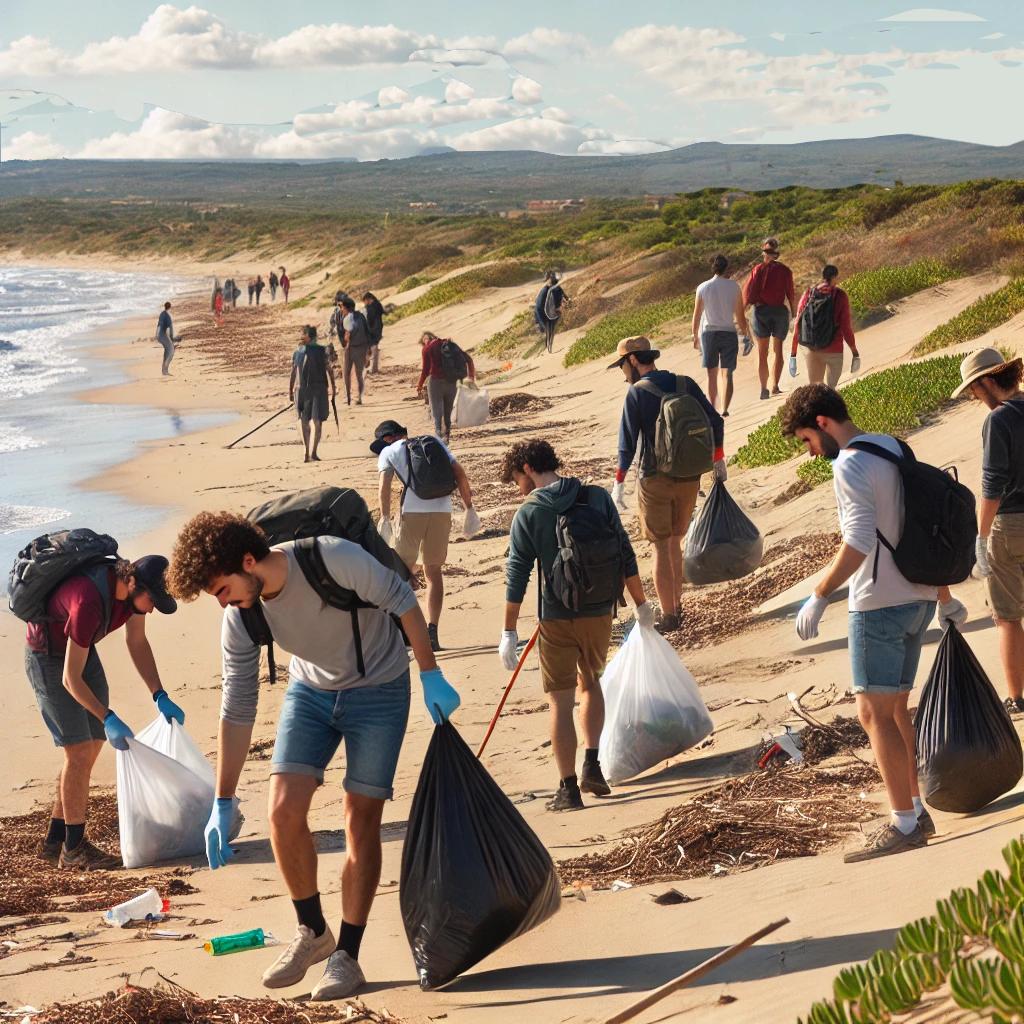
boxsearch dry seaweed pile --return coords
[558,762,879,886]
[248,739,275,761]
[0,796,197,917]
[489,392,553,417]
[29,982,404,1023]
[801,717,870,765]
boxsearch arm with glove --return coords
[936,586,968,628]
[403,605,460,724]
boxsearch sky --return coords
[2,1,1023,161]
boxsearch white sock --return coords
[892,809,917,835]
[912,797,925,816]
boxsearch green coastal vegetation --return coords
[915,278,1024,355]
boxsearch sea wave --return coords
[0,504,70,535]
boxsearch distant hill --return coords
[3,135,1024,211]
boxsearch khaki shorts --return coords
[538,615,614,694]
[637,474,701,542]
[988,515,1024,621]
[803,349,844,388]
[395,512,451,568]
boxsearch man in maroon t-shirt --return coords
[743,237,797,400]
[24,554,182,870]
[415,331,476,442]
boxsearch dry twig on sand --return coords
[799,717,870,765]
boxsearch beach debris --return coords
[103,888,169,927]
[204,927,277,956]
[134,929,196,941]
[799,716,870,766]
[610,880,633,892]
[488,392,553,418]
[651,889,696,906]
[247,738,275,761]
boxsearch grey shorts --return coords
[753,305,790,341]
[701,329,739,370]
[297,390,329,423]
[25,647,108,747]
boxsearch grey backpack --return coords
[636,375,714,479]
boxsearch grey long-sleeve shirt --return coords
[982,398,1024,514]
[219,538,418,725]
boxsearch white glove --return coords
[938,597,968,629]
[611,480,627,511]
[975,535,992,578]
[635,602,655,630]
[499,629,519,671]
[788,356,798,378]
[463,506,483,538]
[850,355,862,374]
[378,517,394,545]
[713,459,728,483]
[741,335,754,357]
[796,594,828,641]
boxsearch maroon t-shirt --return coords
[744,260,796,308]
[26,571,133,655]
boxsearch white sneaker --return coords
[310,949,367,1001]
[261,924,336,989]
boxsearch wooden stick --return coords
[600,917,789,1024]
[476,624,541,759]
[224,404,293,449]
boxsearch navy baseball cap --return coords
[370,420,407,455]
[132,555,177,614]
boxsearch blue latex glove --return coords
[789,355,798,378]
[205,797,235,870]
[421,668,460,725]
[103,710,134,751]
[153,689,185,725]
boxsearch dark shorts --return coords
[753,305,790,341]
[297,389,329,423]
[25,647,108,747]
[701,329,739,370]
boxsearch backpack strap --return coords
[238,602,277,685]
[635,377,666,399]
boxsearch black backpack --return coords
[299,344,328,393]
[547,485,626,614]
[847,439,977,586]
[797,286,836,351]
[440,340,469,382]
[398,436,457,503]
[240,487,411,683]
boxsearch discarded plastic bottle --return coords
[204,928,265,955]
[104,888,170,927]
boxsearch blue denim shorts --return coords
[271,671,411,799]
[849,601,936,693]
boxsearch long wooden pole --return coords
[476,624,541,759]
[224,404,293,449]
[601,918,790,1024]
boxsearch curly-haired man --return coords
[168,511,459,1000]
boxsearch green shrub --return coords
[388,262,540,323]
[563,295,694,367]
[477,310,536,357]
[915,278,1024,354]
[844,259,960,323]
[396,272,435,292]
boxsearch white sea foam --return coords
[0,503,70,535]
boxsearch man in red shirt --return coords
[790,264,861,388]
[24,554,181,870]
[416,331,476,442]
[743,237,797,400]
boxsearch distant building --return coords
[525,198,585,215]
[408,201,439,210]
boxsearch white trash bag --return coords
[599,625,713,784]
[116,716,239,869]
[453,381,489,428]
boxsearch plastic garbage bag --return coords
[462,506,483,539]
[453,381,489,428]
[117,716,240,869]
[599,625,714,784]
[683,480,763,585]
[400,723,560,990]
[916,624,1023,813]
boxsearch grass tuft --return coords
[914,278,1024,354]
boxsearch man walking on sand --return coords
[535,270,569,354]
[691,254,750,416]
[952,348,1024,714]
[417,331,476,443]
[167,512,460,1000]
[22,549,180,869]
[610,336,726,633]
[782,385,967,862]
[744,237,796,400]
[371,420,478,653]
[790,265,860,388]
[499,439,654,810]
[156,301,179,377]
[340,297,371,406]
[289,325,336,463]
[280,267,290,303]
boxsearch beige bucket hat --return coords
[951,347,1023,398]
[608,335,660,369]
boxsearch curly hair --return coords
[779,384,850,437]
[499,439,562,483]
[167,511,270,601]
[986,361,1024,392]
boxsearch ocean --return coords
[0,265,231,583]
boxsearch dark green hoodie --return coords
[505,476,638,620]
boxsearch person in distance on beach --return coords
[255,275,265,305]
[416,331,475,443]
[691,254,750,416]
[268,269,279,302]
[610,336,726,633]
[744,237,796,400]
[247,278,256,306]
[790,264,860,388]
[280,267,290,303]
[213,286,224,325]
[340,297,371,406]
[155,301,179,376]
[289,325,336,463]
[363,291,385,374]
[499,439,653,810]
[952,348,1024,714]
[167,512,460,1001]
[535,270,569,354]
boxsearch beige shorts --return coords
[395,512,451,568]
[988,515,1024,621]
[803,349,844,388]
[538,615,613,694]
[637,474,701,542]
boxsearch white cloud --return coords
[511,76,543,104]
[444,79,475,102]
[0,36,68,76]
[880,8,986,21]
[6,130,67,159]
[503,28,590,61]
[77,107,261,158]
[541,106,573,123]
[578,138,673,155]
[378,86,411,106]
[256,23,436,67]
[982,32,1006,40]
[451,116,587,155]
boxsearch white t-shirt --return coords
[832,433,938,612]
[377,436,455,514]
[696,275,741,332]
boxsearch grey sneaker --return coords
[311,949,366,1001]
[917,808,936,838]
[844,823,926,864]
[654,613,680,635]
[262,924,336,989]
[58,839,122,871]
[38,838,62,863]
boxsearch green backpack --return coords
[636,374,714,479]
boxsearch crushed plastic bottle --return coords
[104,888,170,927]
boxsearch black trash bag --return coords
[399,723,560,990]
[916,624,1023,813]
[683,480,764,585]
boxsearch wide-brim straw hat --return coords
[951,347,1023,398]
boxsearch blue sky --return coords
[2,2,1022,160]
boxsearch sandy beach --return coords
[2,256,1024,1024]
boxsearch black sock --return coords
[561,774,578,789]
[46,818,66,845]
[337,920,366,960]
[65,822,85,850]
[293,893,327,938]
[584,748,599,766]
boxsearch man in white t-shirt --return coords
[690,255,750,416]
[780,385,967,864]
[371,420,477,652]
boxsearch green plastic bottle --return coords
[203,928,265,955]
